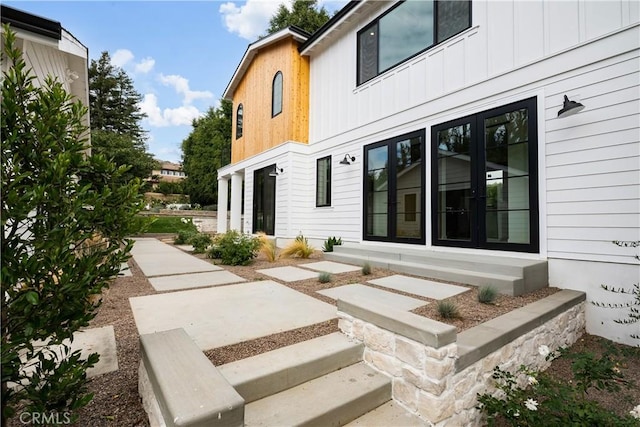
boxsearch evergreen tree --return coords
[88,52,157,183]
[266,0,331,35]
[181,100,232,206]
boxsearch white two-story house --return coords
[217,0,639,345]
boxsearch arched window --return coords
[236,104,243,139]
[272,71,283,117]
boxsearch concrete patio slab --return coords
[23,326,118,379]
[368,275,469,300]
[119,262,132,277]
[130,238,221,277]
[300,261,361,274]
[148,271,246,292]
[256,266,319,282]
[317,284,427,311]
[129,281,336,350]
[72,326,119,378]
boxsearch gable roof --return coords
[223,26,310,100]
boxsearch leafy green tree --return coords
[181,100,232,206]
[89,51,157,182]
[1,27,144,424]
[266,0,331,35]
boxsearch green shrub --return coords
[207,230,261,266]
[362,262,372,275]
[477,342,638,426]
[174,228,197,245]
[281,234,315,258]
[322,236,342,252]
[437,300,459,319]
[478,285,498,304]
[318,271,332,283]
[189,232,213,254]
[1,27,144,422]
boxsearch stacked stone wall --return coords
[338,302,586,426]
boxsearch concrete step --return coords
[325,244,548,296]
[345,401,427,426]
[218,332,363,403]
[332,243,544,276]
[244,362,391,427]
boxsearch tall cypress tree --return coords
[88,52,156,183]
[181,100,232,206]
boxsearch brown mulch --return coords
[12,239,634,426]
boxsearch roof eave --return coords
[223,27,309,100]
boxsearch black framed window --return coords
[316,156,331,207]
[236,104,243,139]
[272,71,283,117]
[357,0,471,85]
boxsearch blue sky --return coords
[4,0,347,163]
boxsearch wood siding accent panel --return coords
[231,38,309,164]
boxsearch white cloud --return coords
[139,93,203,127]
[219,0,284,40]
[111,49,134,67]
[135,57,155,74]
[159,74,214,105]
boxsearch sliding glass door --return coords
[432,97,539,252]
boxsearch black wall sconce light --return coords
[557,95,585,118]
[339,154,356,165]
[268,165,283,177]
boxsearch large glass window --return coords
[358,0,471,85]
[316,156,331,207]
[236,104,243,139]
[272,71,283,117]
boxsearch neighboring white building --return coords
[219,0,639,346]
[1,5,90,144]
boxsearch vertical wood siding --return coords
[231,38,309,164]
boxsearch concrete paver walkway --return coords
[318,284,427,311]
[300,261,361,274]
[131,237,221,277]
[256,266,319,282]
[368,275,469,300]
[148,270,246,292]
[129,280,336,350]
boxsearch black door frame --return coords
[252,165,276,235]
[363,129,426,245]
[431,97,539,253]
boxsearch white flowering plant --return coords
[477,341,638,426]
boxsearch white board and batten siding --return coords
[306,0,639,261]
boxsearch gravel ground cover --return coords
[12,238,635,426]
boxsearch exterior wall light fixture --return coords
[269,165,283,177]
[340,154,356,165]
[557,95,585,118]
